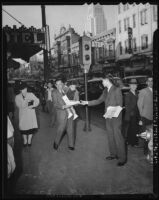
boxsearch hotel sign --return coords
[4,25,45,45]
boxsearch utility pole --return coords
[41,5,49,81]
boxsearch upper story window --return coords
[118,20,121,33]
[140,9,148,25]
[153,5,157,21]
[123,4,127,11]
[133,14,136,28]
[124,17,130,31]
[119,42,122,55]
[123,3,129,11]
[141,34,148,50]
[118,4,121,14]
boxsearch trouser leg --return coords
[106,119,117,157]
[54,117,67,146]
[66,117,74,148]
[113,117,126,163]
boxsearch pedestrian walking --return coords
[15,82,39,146]
[137,77,153,154]
[52,77,80,150]
[124,79,140,147]
[45,81,56,126]
[81,74,126,166]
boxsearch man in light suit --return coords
[82,74,126,166]
[52,77,78,150]
[137,77,153,154]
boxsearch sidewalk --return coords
[14,111,153,195]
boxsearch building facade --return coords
[116,3,157,76]
[52,25,82,78]
[85,3,107,36]
[91,28,118,76]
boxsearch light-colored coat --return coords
[15,92,39,130]
[137,87,153,120]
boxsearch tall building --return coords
[116,3,157,76]
[85,3,107,36]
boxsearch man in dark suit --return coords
[124,79,139,146]
[81,74,126,166]
[52,77,77,150]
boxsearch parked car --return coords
[79,77,130,101]
[123,75,148,91]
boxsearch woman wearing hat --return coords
[124,78,140,147]
[15,82,39,146]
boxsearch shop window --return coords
[140,9,148,25]
[133,14,136,28]
[141,35,148,49]
[153,5,157,21]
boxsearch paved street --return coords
[8,107,153,196]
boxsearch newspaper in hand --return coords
[103,106,123,119]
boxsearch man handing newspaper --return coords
[81,74,126,166]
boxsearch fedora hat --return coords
[128,78,137,84]
[19,82,28,90]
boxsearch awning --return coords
[3,26,46,62]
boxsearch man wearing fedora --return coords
[124,78,140,147]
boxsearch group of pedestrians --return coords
[7,73,153,172]
[124,77,153,155]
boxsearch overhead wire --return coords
[2,8,26,27]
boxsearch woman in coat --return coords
[15,82,39,146]
[124,79,139,147]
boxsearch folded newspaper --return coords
[103,106,123,119]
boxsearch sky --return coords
[2,4,117,46]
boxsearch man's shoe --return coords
[106,156,118,160]
[117,162,126,166]
[53,142,58,150]
[23,143,27,147]
[68,147,75,151]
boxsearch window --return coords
[124,17,130,31]
[123,4,127,11]
[133,14,136,28]
[123,3,129,11]
[118,20,121,33]
[124,18,126,31]
[118,4,121,14]
[153,5,157,21]
[140,9,148,25]
[125,39,129,53]
[132,38,137,51]
[119,42,122,55]
[141,35,148,49]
